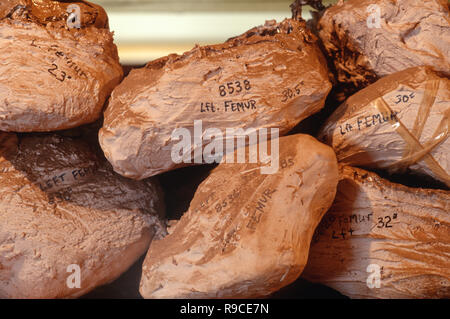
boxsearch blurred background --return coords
[95,0,337,65]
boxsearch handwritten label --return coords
[393,92,415,104]
[200,99,257,113]
[37,166,95,193]
[338,90,416,135]
[375,213,397,229]
[224,99,256,112]
[218,80,251,97]
[313,212,399,243]
[280,158,295,169]
[215,188,241,213]
[221,226,240,253]
[48,187,72,205]
[281,81,303,103]
[199,79,257,113]
[246,188,277,230]
[193,191,216,214]
[31,40,88,82]
[338,111,398,136]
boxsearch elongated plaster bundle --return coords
[0,132,165,298]
[303,165,450,299]
[319,66,449,187]
[315,0,450,97]
[99,18,332,180]
[0,0,123,132]
[140,134,338,298]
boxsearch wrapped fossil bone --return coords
[0,132,165,298]
[139,134,339,298]
[315,0,450,97]
[99,18,332,180]
[303,165,450,299]
[318,66,450,187]
[0,0,123,132]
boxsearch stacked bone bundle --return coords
[0,0,448,299]
[298,0,450,298]
[0,0,123,132]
